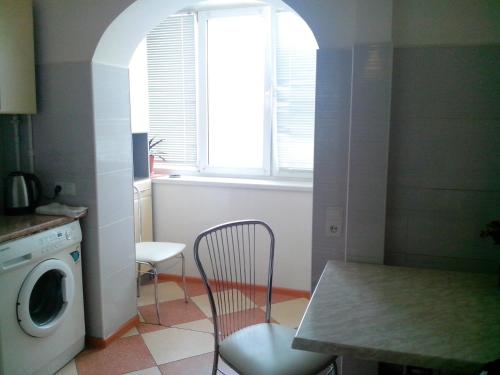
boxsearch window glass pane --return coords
[206,14,266,169]
[275,11,317,172]
[147,14,197,166]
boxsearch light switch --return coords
[325,207,343,238]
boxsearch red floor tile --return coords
[76,335,155,375]
[180,280,208,297]
[139,298,206,327]
[159,352,237,375]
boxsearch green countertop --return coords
[293,260,500,373]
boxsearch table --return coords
[292,261,500,373]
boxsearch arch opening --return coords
[93,0,319,67]
[91,0,320,297]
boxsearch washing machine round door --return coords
[17,258,75,338]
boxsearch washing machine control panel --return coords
[38,228,73,254]
[0,221,82,274]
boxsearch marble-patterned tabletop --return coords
[292,260,500,373]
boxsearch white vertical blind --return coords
[275,11,317,172]
[147,14,197,166]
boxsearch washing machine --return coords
[0,220,85,375]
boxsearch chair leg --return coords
[152,265,161,325]
[212,351,219,375]
[136,263,141,298]
[181,253,188,303]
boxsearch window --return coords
[275,11,317,173]
[199,8,269,175]
[146,6,317,178]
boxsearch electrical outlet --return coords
[55,181,77,196]
[326,207,343,238]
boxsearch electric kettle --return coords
[4,172,42,215]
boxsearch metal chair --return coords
[194,220,337,375]
[134,186,187,325]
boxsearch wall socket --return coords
[326,206,343,238]
[55,181,77,196]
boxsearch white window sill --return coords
[152,175,313,192]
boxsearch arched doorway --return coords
[90,0,319,337]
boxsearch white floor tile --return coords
[55,360,77,375]
[138,281,185,306]
[173,319,214,333]
[123,367,162,375]
[191,289,255,317]
[142,327,214,365]
[268,298,309,328]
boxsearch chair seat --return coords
[219,323,335,375]
[136,241,186,263]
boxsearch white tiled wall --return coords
[95,119,134,174]
[33,61,137,339]
[311,44,393,286]
[345,44,393,265]
[32,61,104,337]
[92,62,137,338]
[98,217,135,274]
[311,48,352,287]
[386,45,500,272]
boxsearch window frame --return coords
[150,6,316,181]
[197,7,273,177]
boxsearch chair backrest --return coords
[194,220,275,344]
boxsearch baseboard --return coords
[158,273,203,284]
[158,273,311,299]
[85,315,140,349]
[269,285,311,299]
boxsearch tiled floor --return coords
[56,279,309,375]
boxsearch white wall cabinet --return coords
[0,0,36,114]
[133,179,153,242]
[129,38,149,133]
